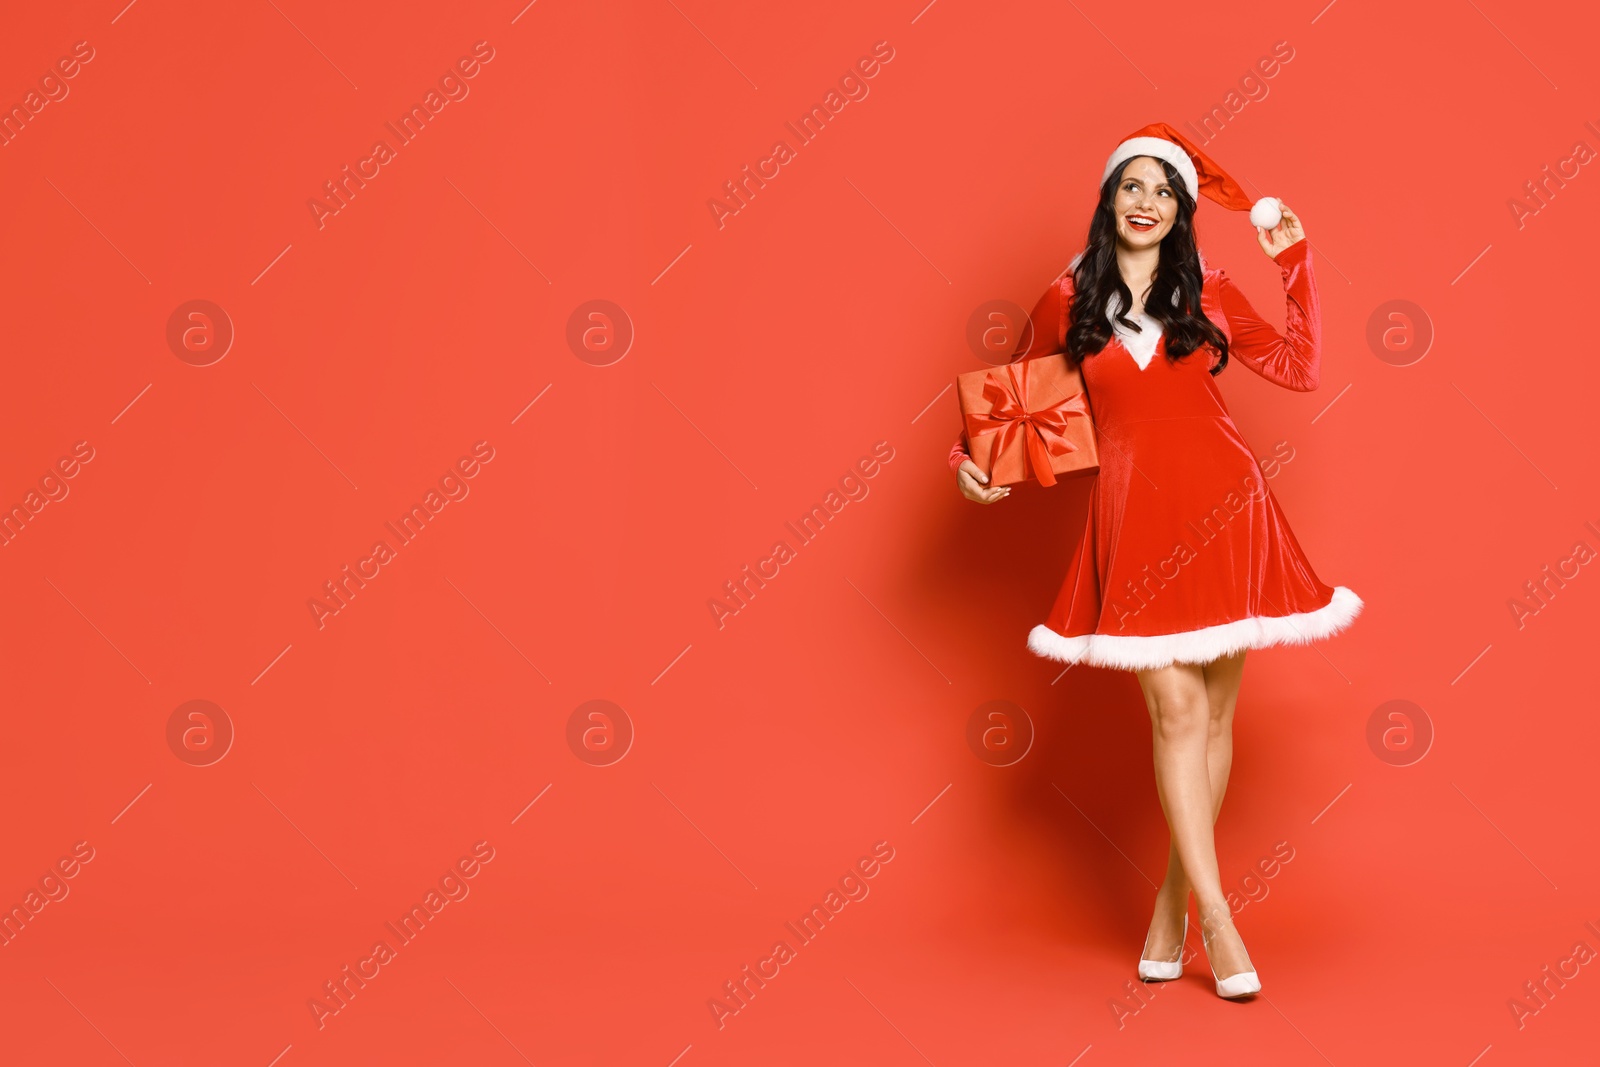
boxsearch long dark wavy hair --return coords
[1064,156,1231,375]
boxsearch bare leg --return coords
[1141,651,1246,963]
[1135,653,1253,979]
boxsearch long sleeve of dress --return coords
[1214,237,1321,391]
[949,274,1070,472]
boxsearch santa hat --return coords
[1101,122,1282,230]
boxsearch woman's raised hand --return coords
[1256,201,1306,260]
[956,459,1010,504]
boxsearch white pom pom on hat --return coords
[1249,197,1283,229]
[1102,122,1282,230]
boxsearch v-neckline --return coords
[1112,312,1163,371]
[1102,270,1220,372]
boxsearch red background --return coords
[2,1,1597,1064]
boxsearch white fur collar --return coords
[1062,248,1211,372]
[1107,302,1165,370]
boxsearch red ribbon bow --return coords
[963,359,1090,487]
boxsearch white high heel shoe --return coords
[1201,919,1261,999]
[1210,962,1262,999]
[1137,914,1187,982]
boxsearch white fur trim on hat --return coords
[1102,135,1197,201]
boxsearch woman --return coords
[949,124,1362,1000]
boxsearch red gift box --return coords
[956,355,1098,487]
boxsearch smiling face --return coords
[1112,156,1179,250]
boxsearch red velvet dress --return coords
[950,239,1362,671]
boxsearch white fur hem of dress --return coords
[1026,586,1364,671]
